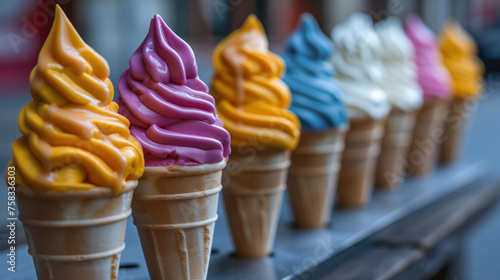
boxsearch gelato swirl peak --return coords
[330,13,390,119]
[129,14,198,85]
[10,5,144,193]
[213,15,282,79]
[31,5,111,106]
[211,15,300,150]
[118,14,230,166]
[405,15,452,101]
[376,17,423,111]
[285,13,333,61]
[283,13,347,130]
[439,21,484,98]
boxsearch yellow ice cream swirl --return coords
[211,15,300,150]
[9,6,144,193]
[440,21,484,98]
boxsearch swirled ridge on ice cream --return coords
[405,15,452,101]
[376,17,423,112]
[282,13,347,131]
[8,5,144,193]
[117,15,231,166]
[330,13,390,120]
[210,15,300,150]
[439,21,484,98]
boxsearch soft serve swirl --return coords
[117,15,230,166]
[439,21,484,98]
[376,17,423,111]
[282,13,347,131]
[330,13,390,119]
[210,15,300,150]
[9,6,144,193]
[405,15,452,101]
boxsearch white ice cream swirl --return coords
[330,13,390,120]
[376,17,423,112]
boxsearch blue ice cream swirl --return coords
[282,13,347,131]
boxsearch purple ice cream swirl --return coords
[117,15,230,166]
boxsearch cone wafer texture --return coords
[223,148,290,257]
[287,128,346,227]
[375,108,417,189]
[132,161,225,279]
[440,97,475,164]
[18,181,137,280]
[407,99,449,175]
[337,118,385,207]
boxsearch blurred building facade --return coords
[2,0,499,91]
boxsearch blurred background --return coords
[1,0,500,279]
[3,0,500,88]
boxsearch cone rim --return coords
[300,125,349,135]
[16,180,137,199]
[28,244,126,261]
[134,214,219,229]
[143,160,226,177]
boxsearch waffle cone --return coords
[287,128,346,228]
[337,118,386,208]
[131,161,225,280]
[222,147,290,257]
[440,97,474,164]
[407,99,449,176]
[375,108,417,190]
[17,181,137,280]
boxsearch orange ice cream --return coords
[440,21,484,98]
[8,5,144,193]
[210,15,300,150]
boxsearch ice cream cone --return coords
[17,181,137,280]
[337,118,386,208]
[407,99,449,176]
[440,97,474,164]
[131,161,225,280]
[439,21,484,164]
[222,147,290,257]
[287,128,346,228]
[375,108,417,189]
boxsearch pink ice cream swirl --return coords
[117,15,230,166]
[405,15,452,101]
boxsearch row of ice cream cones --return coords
[15,101,472,279]
[7,5,483,280]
